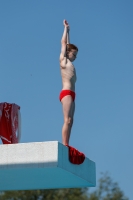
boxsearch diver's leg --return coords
[61,95,73,145]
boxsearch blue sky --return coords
[0,0,133,198]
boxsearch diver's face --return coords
[67,49,78,62]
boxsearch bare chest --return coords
[61,63,77,82]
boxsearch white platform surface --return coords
[0,141,96,191]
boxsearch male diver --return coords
[59,20,78,145]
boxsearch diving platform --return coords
[0,141,96,191]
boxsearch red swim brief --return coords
[59,90,76,102]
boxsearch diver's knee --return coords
[64,117,73,127]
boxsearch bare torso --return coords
[60,58,77,91]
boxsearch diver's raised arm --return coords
[60,20,70,61]
[61,20,70,44]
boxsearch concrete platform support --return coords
[0,141,96,190]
